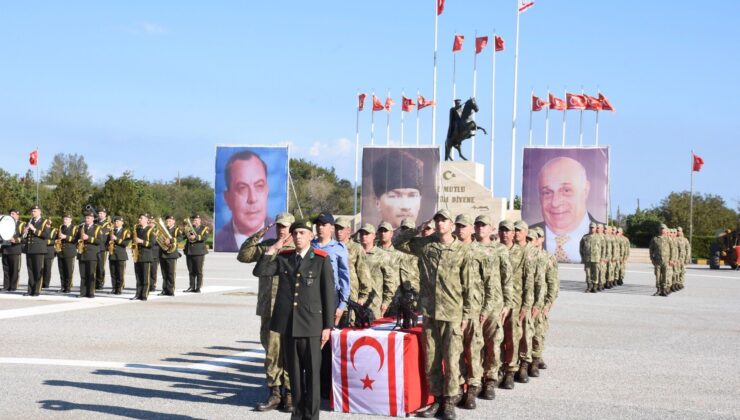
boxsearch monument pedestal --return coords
[437,161,517,223]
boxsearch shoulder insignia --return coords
[279,249,296,255]
[313,248,328,257]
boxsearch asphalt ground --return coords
[2,253,740,419]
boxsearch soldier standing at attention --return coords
[616,228,629,286]
[184,214,209,293]
[376,222,401,316]
[158,216,181,296]
[357,223,396,319]
[595,224,607,291]
[479,218,512,400]
[2,209,25,292]
[676,227,690,291]
[42,225,58,289]
[23,205,51,297]
[131,213,154,301]
[527,227,548,378]
[333,216,372,312]
[531,230,559,376]
[580,223,599,293]
[238,212,295,412]
[94,207,112,291]
[76,211,101,298]
[649,224,671,297]
[56,214,77,293]
[108,216,130,295]
[394,209,472,420]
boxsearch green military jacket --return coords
[649,236,670,265]
[475,241,511,315]
[544,254,559,306]
[579,233,601,263]
[344,240,373,303]
[678,236,691,264]
[507,242,536,311]
[364,245,398,313]
[237,234,295,317]
[533,247,549,309]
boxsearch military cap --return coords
[617,227,624,233]
[140,213,151,218]
[526,230,538,240]
[275,212,296,227]
[30,205,41,211]
[499,219,515,231]
[659,223,668,230]
[113,216,123,222]
[165,215,175,220]
[289,219,313,233]
[534,227,544,237]
[191,213,201,219]
[8,208,19,214]
[676,227,683,232]
[421,221,435,230]
[372,151,423,197]
[378,221,393,232]
[596,224,604,229]
[433,209,452,221]
[62,213,72,219]
[84,211,95,217]
[313,212,334,225]
[334,216,352,229]
[400,218,415,229]
[589,222,597,228]
[358,223,376,234]
[97,207,107,213]
[513,220,529,231]
[475,215,492,226]
[454,214,474,226]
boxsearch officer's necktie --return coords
[296,254,302,268]
[555,235,571,263]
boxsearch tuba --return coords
[153,217,178,253]
[182,218,197,239]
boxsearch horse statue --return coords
[444,97,487,161]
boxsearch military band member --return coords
[56,214,78,293]
[76,211,102,298]
[158,216,181,296]
[42,225,58,289]
[132,213,154,301]
[23,205,52,297]
[148,218,160,292]
[94,207,112,290]
[237,212,295,412]
[184,214,209,293]
[2,209,25,292]
[108,216,130,295]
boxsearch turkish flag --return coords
[549,93,566,111]
[692,153,704,172]
[437,0,444,15]
[494,35,505,52]
[566,93,587,110]
[372,95,384,111]
[452,34,464,52]
[532,95,548,112]
[519,0,535,13]
[402,96,415,112]
[599,93,615,112]
[475,36,488,54]
[585,95,603,111]
[29,150,38,166]
[358,93,367,111]
[417,95,435,109]
[384,96,394,112]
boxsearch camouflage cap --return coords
[400,218,415,229]
[534,227,544,237]
[499,219,515,231]
[474,214,492,226]
[275,212,296,227]
[513,220,529,231]
[433,209,452,221]
[676,226,683,232]
[659,223,668,230]
[289,219,313,233]
[617,227,624,233]
[596,224,604,229]
[589,222,597,228]
[378,221,393,232]
[454,214,474,226]
[526,230,538,240]
[358,223,376,234]
[333,216,352,229]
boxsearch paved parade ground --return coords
[3,253,740,420]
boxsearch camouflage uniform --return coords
[363,245,398,319]
[618,231,630,284]
[677,230,691,288]
[596,227,608,289]
[649,227,672,294]
[604,230,615,287]
[668,232,680,289]
[394,222,473,398]
[343,239,373,303]
[503,235,536,375]
[579,227,601,291]
[519,233,545,367]
[533,254,559,361]
[481,240,512,383]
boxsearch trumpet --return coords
[182,218,197,239]
[153,217,178,253]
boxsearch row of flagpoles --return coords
[529,91,615,147]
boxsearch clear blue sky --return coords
[1,1,738,215]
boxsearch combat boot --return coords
[416,396,441,418]
[604,281,612,289]
[450,386,464,406]
[442,397,457,420]
[584,283,593,293]
[281,390,293,413]
[256,386,282,411]
[500,372,515,389]
[515,362,529,383]
[617,278,624,286]
[538,359,548,369]
[479,379,496,400]
[461,385,479,409]
[653,288,660,296]
[528,359,540,377]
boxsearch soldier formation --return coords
[648,224,691,296]
[579,223,630,292]
[1,205,210,300]
[239,210,560,420]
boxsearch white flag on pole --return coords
[518,0,535,13]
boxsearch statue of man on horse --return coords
[444,97,487,161]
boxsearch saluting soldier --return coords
[76,211,102,298]
[23,205,52,297]
[253,219,335,420]
[108,216,130,295]
[56,214,78,293]
[148,218,160,292]
[132,213,154,301]
[158,216,181,296]
[42,225,58,289]
[2,209,25,292]
[397,219,421,292]
[238,212,295,412]
[184,214,209,293]
[94,207,112,291]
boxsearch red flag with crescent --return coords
[384,95,394,112]
[437,0,445,15]
[417,95,435,110]
[692,153,704,172]
[585,95,603,111]
[494,35,505,52]
[372,95,384,111]
[402,96,415,112]
[532,95,548,112]
[29,150,38,166]
[549,93,566,111]
[599,93,615,112]
[358,93,367,111]
[452,34,464,52]
[475,36,488,54]
[566,93,587,110]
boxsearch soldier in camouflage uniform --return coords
[518,228,546,380]
[579,223,600,293]
[334,217,373,313]
[394,209,472,420]
[478,217,512,400]
[530,227,557,377]
[604,226,616,289]
[595,224,608,291]
[649,224,672,296]
[676,227,690,291]
[357,223,398,319]
[236,212,295,412]
[669,229,681,292]
[398,218,421,292]
[616,228,629,285]
[376,222,401,316]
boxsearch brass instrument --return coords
[107,228,116,254]
[130,222,140,263]
[76,223,86,254]
[154,217,178,253]
[54,225,63,253]
[182,218,197,240]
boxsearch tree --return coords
[89,172,155,224]
[624,209,663,247]
[43,153,92,186]
[0,169,34,213]
[150,176,214,224]
[289,158,354,217]
[656,191,738,236]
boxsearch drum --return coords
[0,215,15,242]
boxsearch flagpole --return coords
[595,87,601,146]
[490,30,497,196]
[386,89,391,145]
[508,3,521,211]
[689,151,695,247]
[471,30,477,161]
[452,39,457,105]
[432,1,439,146]
[561,88,567,147]
[400,90,405,145]
[545,88,550,146]
[579,86,584,146]
[371,91,376,145]
[35,147,39,205]
[528,88,533,146]
[416,89,421,146]
[354,93,360,217]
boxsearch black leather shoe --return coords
[416,399,440,418]
[193,289,201,293]
[461,385,478,409]
[538,359,548,369]
[183,288,193,293]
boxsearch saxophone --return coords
[107,227,116,254]
[76,223,86,254]
[54,224,63,253]
[130,223,140,263]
